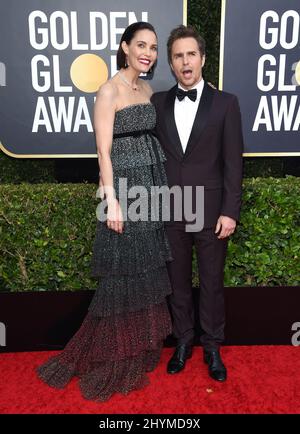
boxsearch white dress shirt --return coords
[174,79,204,152]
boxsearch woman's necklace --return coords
[118,71,139,91]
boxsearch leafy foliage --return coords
[188,0,221,85]
[224,177,300,286]
[0,152,56,184]
[1,178,299,292]
[0,183,97,292]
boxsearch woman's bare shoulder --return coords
[96,79,118,102]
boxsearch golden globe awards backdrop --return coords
[0,0,186,158]
[219,0,300,156]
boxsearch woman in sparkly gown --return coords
[37,22,173,401]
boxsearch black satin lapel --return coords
[184,82,214,157]
[164,85,184,159]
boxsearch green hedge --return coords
[0,152,56,184]
[225,176,300,286]
[0,183,95,292]
[0,177,299,292]
[189,0,221,85]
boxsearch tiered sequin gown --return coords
[37,103,173,401]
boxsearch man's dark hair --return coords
[167,25,206,64]
[117,21,157,69]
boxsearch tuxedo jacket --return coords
[151,82,244,229]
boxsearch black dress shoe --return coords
[204,350,227,382]
[167,344,193,374]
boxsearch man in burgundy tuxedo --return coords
[151,25,243,381]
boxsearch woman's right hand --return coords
[107,198,124,233]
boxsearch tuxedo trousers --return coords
[165,222,228,351]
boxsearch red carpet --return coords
[0,346,299,414]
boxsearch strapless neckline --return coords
[115,102,153,115]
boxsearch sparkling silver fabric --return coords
[37,103,173,401]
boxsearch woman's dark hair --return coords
[116,21,157,70]
[167,25,206,64]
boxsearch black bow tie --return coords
[176,88,197,102]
